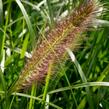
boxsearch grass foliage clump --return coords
[0,0,109,109]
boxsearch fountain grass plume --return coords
[9,0,104,93]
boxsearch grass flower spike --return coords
[10,0,103,92]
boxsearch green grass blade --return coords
[13,92,62,109]
[15,0,35,45]
[48,82,109,94]
[20,34,29,59]
[66,48,94,109]
[46,0,55,27]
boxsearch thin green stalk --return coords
[41,61,52,109]
[28,83,37,109]
[0,1,12,109]
[0,0,11,62]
